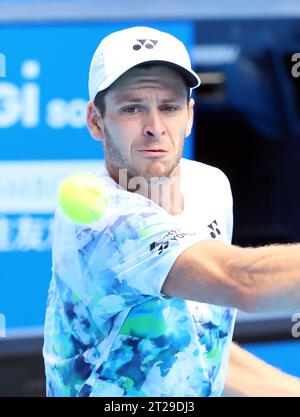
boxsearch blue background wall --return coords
[0,21,196,330]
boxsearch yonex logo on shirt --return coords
[208,220,221,239]
[149,228,196,255]
[133,39,158,51]
[150,240,169,255]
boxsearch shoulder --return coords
[53,175,169,247]
[181,157,231,189]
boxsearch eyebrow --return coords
[114,96,186,105]
[115,97,144,104]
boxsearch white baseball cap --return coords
[88,26,201,101]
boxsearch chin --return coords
[143,165,172,180]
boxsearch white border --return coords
[1,0,300,22]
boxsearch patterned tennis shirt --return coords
[43,158,237,397]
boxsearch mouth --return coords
[138,150,168,158]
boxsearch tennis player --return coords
[43,26,300,397]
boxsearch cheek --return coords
[169,122,187,144]
[118,118,140,139]
[107,120,136,153]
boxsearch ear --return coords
[86,101,105,142]
[185,98,195,138]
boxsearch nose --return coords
[143,109,166,140]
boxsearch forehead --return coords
[108,65,188,99]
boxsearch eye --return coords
[161,105,178,112]
[122,106,139,114]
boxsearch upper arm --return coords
[161,239,249,311]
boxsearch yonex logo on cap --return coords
[88,27,201,100]
[133,39,158,51]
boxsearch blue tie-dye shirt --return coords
[43,158,237,397]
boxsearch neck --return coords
[137,174,184,216]
[106,161,184,216]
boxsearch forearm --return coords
[163,240,300,313]
[227,243,300,313]
[224,342,300,397]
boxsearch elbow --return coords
[225,245,267,314]
[235,272,264,314]
[236,289,259,314]
[229,268,260,313]
[223,246,257,313]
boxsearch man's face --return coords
[89,65,194,182]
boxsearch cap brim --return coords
[151,61,201,89]
[97,59,201,94]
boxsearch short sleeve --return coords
[52,197,207,318]
[76,209,202,305]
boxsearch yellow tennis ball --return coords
[58,173,109,224]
